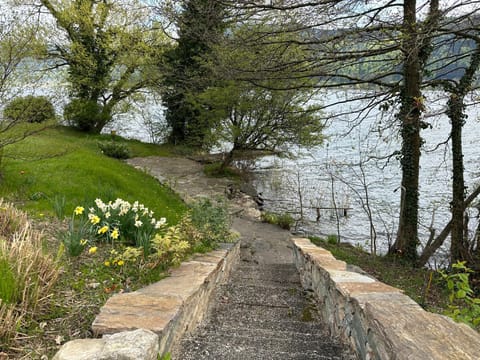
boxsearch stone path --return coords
[127,157,356,359]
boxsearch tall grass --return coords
[0,201,60,343]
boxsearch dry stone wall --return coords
[292,237,480,360]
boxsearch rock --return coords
[53,329,159,360]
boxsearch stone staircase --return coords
[174,218,356,359]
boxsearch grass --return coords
[309,236,449,313]
[0,126,186,222]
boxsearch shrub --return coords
[0,201,60,342]
[189,198,233,247]
[98,141,131,159]
[3,95,56,123]
[438,261,480,329]
[261,211,294,230]
[63,99,109,132]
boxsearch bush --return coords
[64,99,110,132]
[261,211,295,230]
[98,141,131,159]
[189,198,233,247]
[3,95,56,123]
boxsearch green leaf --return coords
[457,289,467,299]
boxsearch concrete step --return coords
[217,283,306,308]
[230,265,301,286]
[178,337,354,360]
[209,303,324,334]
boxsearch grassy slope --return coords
[0,126,186,223]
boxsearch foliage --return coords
[3,96,56,124]
[98,140,131,159]
[161,0,227,146]
[0,201,60,343]
[261,211,295,230]
[203,161,242,180]
[188,198,234,247]
[197,23,323,161]
[41,0,171,133]
[150,226,191,266]
[438,261,480,329]
[63,99,109,132]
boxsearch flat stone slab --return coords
[138,261,217,300]
[92,293,182,335]
[364,297,480,359]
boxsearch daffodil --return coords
[104,261,110,267]
[134,220,143,228]
[111,228,119,240]
[117,260,125,266]
[88,246,97,254]
[98,225,109,234]
[89,214,101,225]
[74,206,84,215]
[80,239,88,246]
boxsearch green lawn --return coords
[0,126,186,223]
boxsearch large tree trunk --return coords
[390,0,422,261]
[449,95,468,263]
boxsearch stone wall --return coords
[291,237,480,360]
[54,241,240,360]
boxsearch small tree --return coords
[197,80,323,167]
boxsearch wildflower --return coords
[111,228,119,240]
[80,239,88,246]
[104,261,110,267]
[117,260,125,266]
[88,246,97,254]
[98,225,109,234]
[134,220,143,228]
[155,218,167,229]
[74,206,84,215]
[89,214,101,225]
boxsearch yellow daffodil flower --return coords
[117,260,125,266]
[74,206,84,215]
[98,226,109,234]
[104,261,110,267]
[80,239,88,246]
[88,246,97,254]
[111,228,119,240]
[90,215,101,225]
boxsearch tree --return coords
[197,80,323,167]
[40,0,170,133]
[160,0,226,146]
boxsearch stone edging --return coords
[53,241,240,359]
[291,237,480,360]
